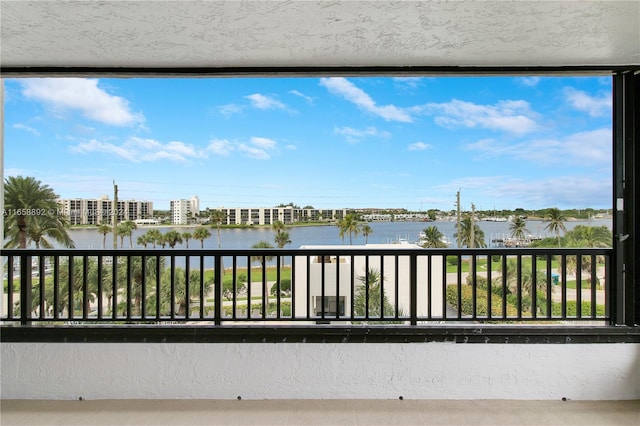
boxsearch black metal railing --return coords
[1,248,614,327]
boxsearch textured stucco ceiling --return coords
[1,0,639,69]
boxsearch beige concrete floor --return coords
[1,399,638,426]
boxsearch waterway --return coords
[63,218,612,250]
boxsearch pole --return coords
[470,203,476,249]
[113,181,118,249]
[456,190,461,247]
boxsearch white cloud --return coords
[486,176,611,209]
[436,174,611,209]
[564,87,611,117]
[464,128,611,166]
[518,77,541,87]
[238,144,271,160]
[407,142,432,151]
[418,99,539,135]
[207,139,234,156]
[206,136,279,159]
[245,93,286,110]
[12,123,40,136]
[320,77,412,122]
[71,137,204,163]
[21,78,144,126]
[71,139,138,162]
[218,103,244,116]
[289,90,314,104]
[334,126,391,143]
[250,137,277,150]
[392,77,424,89]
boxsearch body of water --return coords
[63,218,613,250]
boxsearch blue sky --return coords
[4,75,612,211]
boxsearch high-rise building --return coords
[170,199,191,225]
[56,196,153,225]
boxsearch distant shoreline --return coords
[69,222,336,230]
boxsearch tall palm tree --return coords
[136,234,151,248]
[97,223,111,249]
[116,220,137,248]
[544,207,567,247]
[251,240,274,310]
[27,215,75,249]
[146,229,162,249]
[338,213,360,245]
[274,231,291,249]
[454,214,487,248]
[159,268,213,316]
[509,216,529,240]
[164,230,183,248]
[209,209,226,248]
[271,219,285,236]
[251,241,274,267]
[361,224,373,244]
[354,268,394,318]
[421,226,447,248]
[182,232,192,249]
[4,176,70,249]
[193,226,211,249]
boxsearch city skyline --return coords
[4,76,612,211]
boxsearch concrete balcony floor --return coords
[1,399,638,426]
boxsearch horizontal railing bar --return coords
[1,248,614,327]
[0,248,614,256]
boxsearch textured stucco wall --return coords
[2,1,639,68]
[2,342,639,400]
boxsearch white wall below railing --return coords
[2,342,639,400]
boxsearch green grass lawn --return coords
[564,279,603,290]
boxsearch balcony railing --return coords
[1,247,614,327]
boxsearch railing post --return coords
[410,253,417,326]
[214,254,223,325]
[19,254,32,326]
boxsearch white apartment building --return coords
[190,196,200,217]
[293,243,444,320]
[170,199,190,225]
[57,196,153,225]
[215,207,348,225]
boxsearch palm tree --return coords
[136,234,151,248]
[454,214,487,248]
[274,231,291,249]
[182,232,192,249]
[116,220,137,248]
[509,216,529,240]
[164,230,183,248]
[338,213,360,245]
[251,241,274,267]
[354,268,395,319]
[27,215,75,249]
[193,226,211,249]
[209,209,226,248]
[271,219,285,236]
[544,207,567,247]
[567,225,611,248]
[159,268,213,316]
[97,223,111,249]
[146,229,162,249]
[421,226,447,248]
[361,224,373,244]
[3,176,70,249]
[251,240,274,311]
